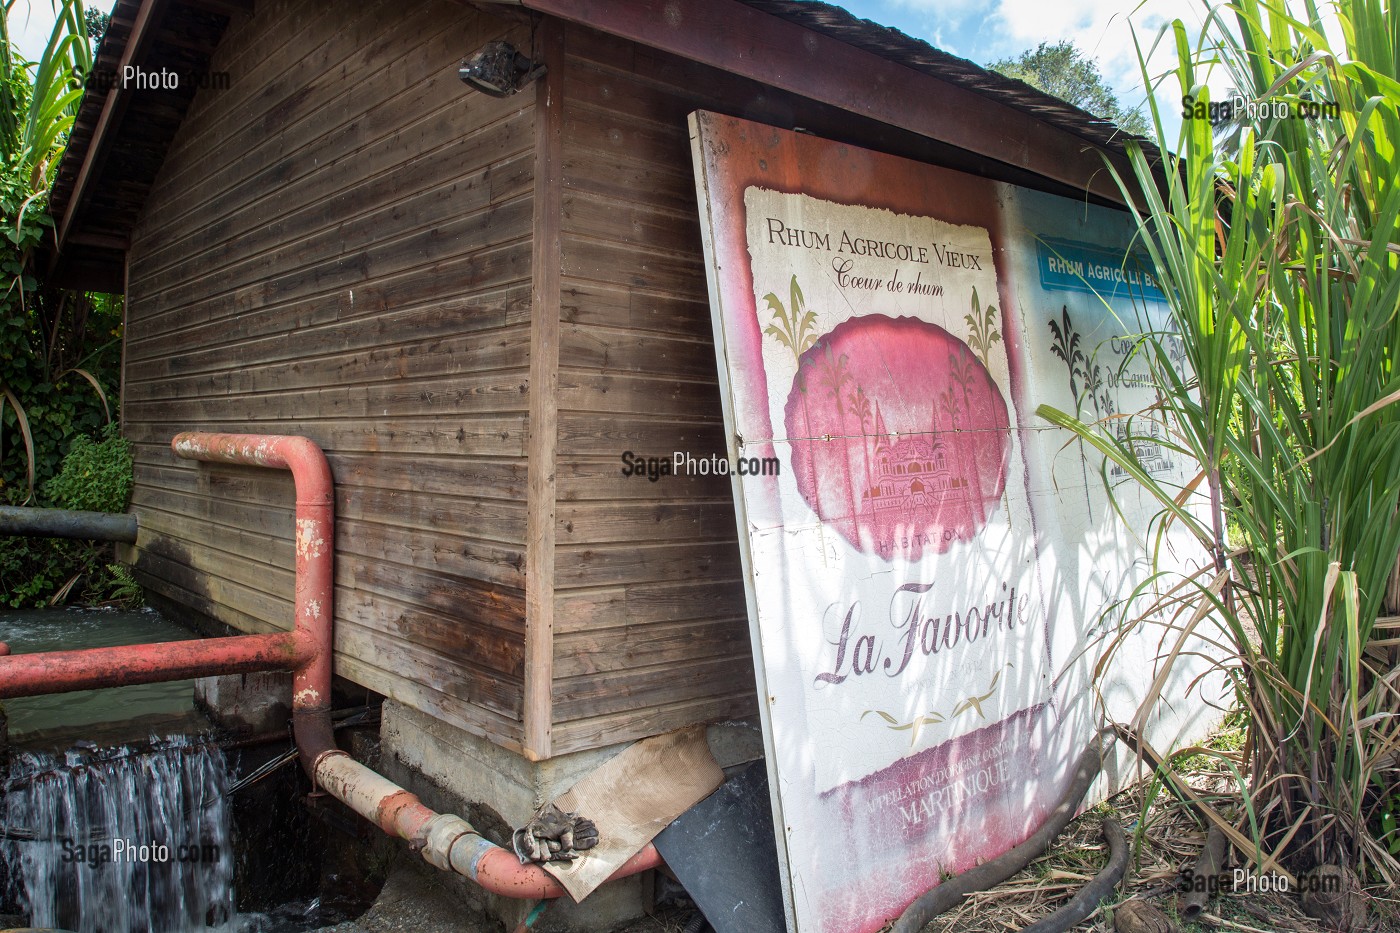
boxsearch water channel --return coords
[1,608,199,741]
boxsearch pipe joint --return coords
[311,747,350,775]
[421,813,480,872]
[448,832,501,883]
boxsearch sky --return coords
[8,0,76,64]
[841,0,1211,119]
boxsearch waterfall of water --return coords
[1,736,236,932]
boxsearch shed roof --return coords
[742,0,1146,157]
[48,0,249,291]
[49,0,1155,291]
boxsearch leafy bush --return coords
[0,536,73,608]
[0,182,122,501]
[43,425,133,513]
[0,425,138,608]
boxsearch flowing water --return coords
[0,608,372,931]
[2,738,235,932]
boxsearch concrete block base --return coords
[377,701,764,932]
[195,671,291,735]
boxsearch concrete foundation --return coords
[378,701,764,932]
[195,671,292,735]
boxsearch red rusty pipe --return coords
[0,632,305,698]
[170,432,335,766]
[0,642,9,656]
[0,437,326,699]
[170,432,662,900]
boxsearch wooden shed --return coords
[48,0,1141,764]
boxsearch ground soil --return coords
[920,762,1400,933]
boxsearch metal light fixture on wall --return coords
[458,41,544,97]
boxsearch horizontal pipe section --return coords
[0,631,309,699]
[0,506,138,542]
[312,744,663,899]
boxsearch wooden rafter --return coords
[56,0,172,250]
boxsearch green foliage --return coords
[0,283,122,501]
[0,2,133,607]
[1,2,120,504]
[1379,796,1400,855]
[989,40,1150,135]
[99,561,141,608]
[0,535,70,606]
[43,423,132,513]
[1,0,91,192]
[1039,0,1400,881]
[0,425,137,608]
[83,8,108,42]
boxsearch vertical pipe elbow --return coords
[172,432,336,773]
[169,432,666,900]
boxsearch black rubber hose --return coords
[1018,817,1127,933]
[889,732,1113,933]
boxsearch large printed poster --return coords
[689,113,1220,932]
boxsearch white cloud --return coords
[992,0,1209,99]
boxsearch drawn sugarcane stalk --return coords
[1048,306,1093,519]
[762,275,820,505]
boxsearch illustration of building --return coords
[863,402,967,513]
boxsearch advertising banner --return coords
[689,112,1219,932]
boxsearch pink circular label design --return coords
[783,315,1011,561]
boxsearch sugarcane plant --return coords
[1038,0,1400,882]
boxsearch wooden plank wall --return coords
[549,26,763,755]
[122,0,537,753]
[548,22,1058,755]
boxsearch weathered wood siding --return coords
[548,26,760,756]
[122,0,536,752]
